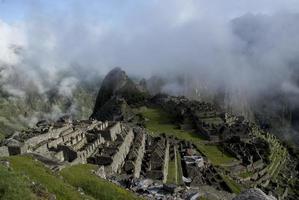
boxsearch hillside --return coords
[0,83,97,144]
[0,156,140,200]
[0,68,298,200]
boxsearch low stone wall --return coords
[134,133,146,178]
[163,140,170,183]
[101,122,122,141]
[76,138,102,164]
[109,128,134,174]
[0,146,9,157]
[25,132,52,150]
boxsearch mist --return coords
[1,1,299,126]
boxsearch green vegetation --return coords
[167,147,183,185]
[0,132,4,143]
[0,86,96,140]
[221,175,242,194]
[139,107,235,166]
[0,165,35,200]
[238,170,254,178]
[7,156,90,200]
[197,145,235,166]
[139,106,204,140]
[0,156,141,200]
[139,107,243,193]
[253,129,287,180]
[167,158,177,184]
[61,164,140,200]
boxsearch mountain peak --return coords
[90,68,148,120]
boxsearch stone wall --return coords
[133,132,146,178]
[75,138,102,164]
[163,140,170,183]
[0,146,9,157]
[109,128,134,174]
[100,122,121,141]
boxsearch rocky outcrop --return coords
[91,96,134,121]
[233,188,276,200]
[91,67,149,121]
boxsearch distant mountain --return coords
[0,76,98,144]
[91,67,149,121]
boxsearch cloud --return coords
[58,77,79,98]
[1,1,299,107]
[0,20,25,66]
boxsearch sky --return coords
[1,0,299,104]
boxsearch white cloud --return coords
[0,20,25,65]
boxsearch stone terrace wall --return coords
[109,128,134,174]
[163,140,170,183]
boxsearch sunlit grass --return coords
[61,164,141,200]
[7,156,93,200]
[0,164,35,200]
[139,107,235,166]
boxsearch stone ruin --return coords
[152,95,271,167]
[153,95,252,142]
[0,115,235,199]
[179,141,231,192]
[223,136,270,167]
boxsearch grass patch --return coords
[139,107,235,166]
[221,175,242,194]
[7,156,91,200]
[2,156,140,200]
[167,154,177,184]
[0,133,4,143]
[196,144,235,166]
[61,164,140,200]
[139,107,205,141]
[238,170,254,179]
[0,164,35,200]
[167,147,184,185]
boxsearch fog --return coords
[1,1,299,120]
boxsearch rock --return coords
[0,146,9,157]
[91,67,149,120]
[91,96,134,121]
[163,184,178,193]
[233,188,277,200]
[187,192,200,200]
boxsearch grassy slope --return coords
[7,156,91,200]
[61,164,140,200]
[221,175,242,194]
[0,156,140,200]
[140,107,236,165]
[0,165,36,200]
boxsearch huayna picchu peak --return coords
[0,68,298,200]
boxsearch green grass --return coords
[254,129,287,181]
[7,156,92,200]
[139,107,235,166]
[0,164,36,200]
[221,175,242,194]
[196,145,235,166]
[0,133,4,143]
[167,147,184,185]
[1,156,141,200]
[139,107,205,140]
[167,157,177,184]
[238,170,254,179]
[61,164,141,200]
